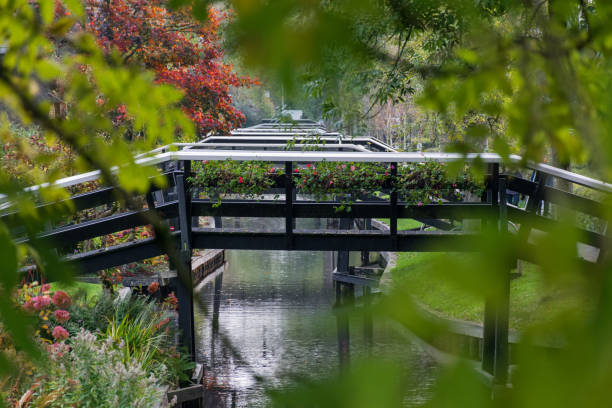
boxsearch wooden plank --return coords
[333,272,379,287]
[508,206,606,248]
[27,202,178,246]
[191,200,492,220]
[65,237,171,274]
[167,385,203,405]
[191,227,480,252]
[507,175,608,217]
[1,172,178,228]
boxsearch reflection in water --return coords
[194,218,438,407]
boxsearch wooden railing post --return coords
[390,162,398,250]
[285,161,294,250]
[482,165,511,385]
[174,164,195,361]
[482,163,498,375]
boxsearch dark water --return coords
[194,218,438,407]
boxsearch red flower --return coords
[54,309,70,323]
[155,317,170,330]
[169,226,175,232]
[294,168,299,173]
[52,326,69,341]
[147,281,159,294]
[52,291,71,309]
[306,163,311,168]
[239,176,243,183]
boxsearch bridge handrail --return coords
[2,151,612,205]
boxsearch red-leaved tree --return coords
[85,0,256,135]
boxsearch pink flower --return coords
[32,296,51,311]
[52,291,71,309]
[329,180,334,186]
[54,309,70,323]
[239,176,243,184]
[341,164,346,169]
[52,326,69,341]
[417,201,423,206]
[41,284,51,292]
[350,165,356,172]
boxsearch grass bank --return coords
[49,281,103,302]
[391,252,591,330]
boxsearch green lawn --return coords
[49,281,103,302]
[391,252,592,330]
[376,218,423,230]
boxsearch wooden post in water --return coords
[335,282,351,368]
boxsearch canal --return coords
[194,218,438,407]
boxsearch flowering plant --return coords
[16,282,72,343]
[395,161,484,205]
[190,160,283,207]
[190,159,483,210]
[294,161,387,211]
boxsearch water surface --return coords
[194,218,438,407]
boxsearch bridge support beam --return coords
[359,218,372,265]
[482,165,510,385]
[336,217,352,273]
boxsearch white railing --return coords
[2,150,612,204]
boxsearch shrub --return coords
[26,329,174,408]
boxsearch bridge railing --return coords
[1,151,610,383]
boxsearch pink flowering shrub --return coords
[52,326,69,341]
[54,309,70,323]
[16,282,72,342]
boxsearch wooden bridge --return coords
[2,120,611,387]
